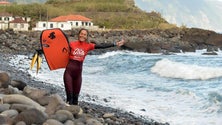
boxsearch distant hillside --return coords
[8,0,46,4]
[2,0,174,30]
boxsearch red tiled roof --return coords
[0,1,10,5]
[9,17,27,23]
[50,15,92,22]
[0,12,12,16]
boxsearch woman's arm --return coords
[94,39,125,49]
[94,42,115,49]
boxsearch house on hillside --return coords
[0,0,11,6]
[0,12,13,30]
[9,17,29,31]
[0,12,31,31]
[33,14,98,31]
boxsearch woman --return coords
[64,28,125,105]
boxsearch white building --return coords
[0,12,30,31]
[34,21,71,31]
[9,17,29,31]
[33,14,98,31]
[0,0,10,6]
[0,12,13,30]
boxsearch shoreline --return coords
[0,53,169,125]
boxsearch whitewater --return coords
[9,50,222,125]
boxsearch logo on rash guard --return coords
[73,48,85,58]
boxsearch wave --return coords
[98,51,123,59]
[98,51,160,59]
[208,92,222,105]
[151,58,222,80]
[200,92,222,114]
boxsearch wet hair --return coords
[78,28,89,42]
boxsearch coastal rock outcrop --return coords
[0,28,222,55]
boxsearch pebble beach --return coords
[0,53,169,125]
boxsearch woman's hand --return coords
[116,39,125,47]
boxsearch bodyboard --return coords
[40,28,70,70]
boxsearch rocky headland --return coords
[1,28,222,55]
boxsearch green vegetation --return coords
[1,0,176,30]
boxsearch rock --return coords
[62,105,83,116]
[7,85,22,94]
[10,80,27,91]
[45,94,66,115]
[2,94,45,112]
[86,118,103,125]
[11,103,34,112]
[43,119,63,125]
[37,95,51,106]
[14,108,48,125]
[23,86,48,101]
[0,115,12,125]
[64,120,75,125]
[0,104,10,112]
[0,72,10,88]
[55,110,74,122]
[15,121,26,125]
[202,52,218,55]
[1,109,18,118]
[103,113,115,118]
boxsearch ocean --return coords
[9,49,222,125]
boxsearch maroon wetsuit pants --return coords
[63,60,83,95]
